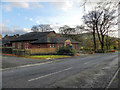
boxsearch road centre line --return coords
[0,61,53,71]
[28,67,72,82]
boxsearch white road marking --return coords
[0,61,53,71]
[28,67,72,82]
[105,67,120,89]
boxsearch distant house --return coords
[11,31,79,54]
[2,34,19,47]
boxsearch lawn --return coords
[30,55,71,59]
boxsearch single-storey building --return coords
[11,31,79,54]
[2,34,19,47]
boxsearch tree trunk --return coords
[101,35,105,52]
[93,29,96,51]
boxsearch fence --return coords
[28,48,57,54]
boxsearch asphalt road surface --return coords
[2,53,119,88]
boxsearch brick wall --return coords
[13,41,31,49]
[12,41,79,50]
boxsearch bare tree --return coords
[83,11,98,51]
[31,25,39,32]
[83,1,119,52]
[31,24,52,32]
[75,25,85,34]
[59,25,75,37]
[38,24,52,32]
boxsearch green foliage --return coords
[30,55,70,59]
[2,47,12,54]
[12,49,30,56]
[95,49,104,53]
[57,46,76,56]
[13,49,25,51]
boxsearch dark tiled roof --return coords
[31,36,79,44]
[11,31,79,44]
[3,36,16,40]
[2,35,19,45]
[11,31,55,41]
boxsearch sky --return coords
[0,0,119,37]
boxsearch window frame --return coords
[38,44,40,48]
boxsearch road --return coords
[2,53,119,88]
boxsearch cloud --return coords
[10,2,29,8]
[36,20,40,24]
[0,22,31,35]
[3,4,12,12]
[2,2,43,12]
[23,28,31,32]
[50,0,76,11]
[4,20,10,24]
[0,22,10,34]
[31,2,43,8]
[29,18,33,21]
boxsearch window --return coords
[50,44,52,48]
[75,44,77,49]
[58,45,60,48]
[18,42,21,49]
[52,44,55,48]
[50,44,55,48]
[25,42,28,49]
[38,44,40,48]
[12,43,15,48]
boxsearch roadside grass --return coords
[29,55,71,59]
[2,53,72,59]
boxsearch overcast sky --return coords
[0,0,119,37]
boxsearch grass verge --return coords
[29,55,71,59]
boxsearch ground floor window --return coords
[18,42,21,49]
[52,44,55,48]
[38,44,40,48]
[50,44,55,48]
[12,43,15,48]
[25,42,28,49]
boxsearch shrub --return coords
[2,47,12,54]
[57,46,76,56]
[95,49,104,53]
[12,49,30,56]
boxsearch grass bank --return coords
[29,55,71,59]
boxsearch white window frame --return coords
[25,42,28,49]
[12,43,15,48]
[50,44,52,48]
[38,44,40,48]
[18,42,21,49]
[52,44,55,48]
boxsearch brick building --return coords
[11,31,79,53]
[2,34,19,47]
